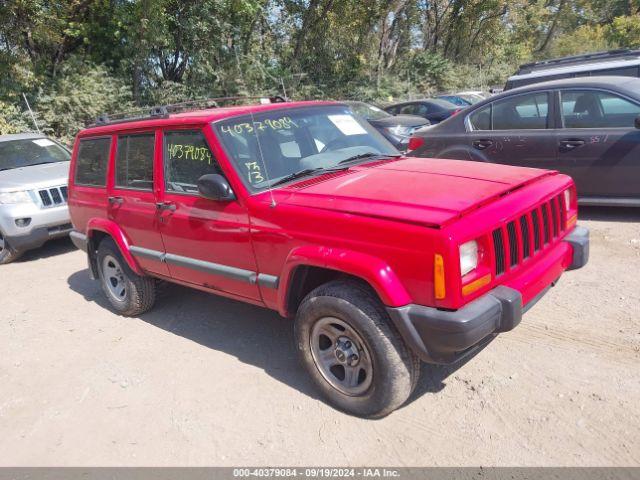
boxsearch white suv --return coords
[0,133,72,264]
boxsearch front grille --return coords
[491,193,567,276]
[492,228,506,276]
[531,209,541,251]
[507,221,518,267]
[38,186,67,208]
[519,216,531,259]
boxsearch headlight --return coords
[459,240,478,276]
[0,191,33,205]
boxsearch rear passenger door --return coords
[108,131,169,276]
[70,137,112,231]
[157,128,261,301]
[556,88,640,198]
[466,91,557,169]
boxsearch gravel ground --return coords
[1,206,639,466]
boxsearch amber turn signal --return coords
[462,273,492,296]
[434,254,446,300]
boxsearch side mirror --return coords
[635,115,640,129]
[197,174,235,201]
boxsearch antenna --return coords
[22,93,41,135]
[249,110,277,208]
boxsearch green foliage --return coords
[1,0,639,140]
[0,101,32,135]
[608,15,640,49]
[35,60,133,142]
[549,24,614,58]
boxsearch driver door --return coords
[157,127,261,301]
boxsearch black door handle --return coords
[155,201,176,212]
[472,139,493,150]
[108,196,123,205]
[559,139,585,150]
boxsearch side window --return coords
[468,104,491,130]
[115,133,155,190]
[414,104,429,116]
[561,90,640,128]
[75,137,111,187]
[164,130,222,194]
[399,104,416,115]
[492,92,549,130]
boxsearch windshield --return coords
[345,101,391,120]
[0,138,71,171]
[214,105,399,192]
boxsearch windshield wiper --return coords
[269,168,326,188]
[268,153,401,188]
[337,152,400,165]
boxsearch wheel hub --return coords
[102,255,127,302]
[334,337,360,366]
[309,317,373,396]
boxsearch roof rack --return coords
[89,95,288,127]
[516,49,640,74]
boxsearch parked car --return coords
[505,49,640,90]
[68,100,588,417]
[0,133,72,264]
[343,100,430,151]
[456,91,487,104]
[384,98,462,124]
[436,94,472,107]
[407,76,640,207]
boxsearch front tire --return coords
[0,232,22,265]
[295,280,420,418]
[97,238,156,316]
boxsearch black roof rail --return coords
[88,95,289,128]
[516,49,640,74]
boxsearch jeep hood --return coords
[275,157,554,227]
[0,161,70,192]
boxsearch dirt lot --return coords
[1,207,639,466]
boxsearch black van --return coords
[505,49,640,91]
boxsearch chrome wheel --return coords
[101,254,127,303]
[310,317,373,396]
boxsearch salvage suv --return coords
[0,133,72,264]
[67,100,589,417]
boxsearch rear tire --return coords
[96,238,156,316]
[0,232,22,265]
[294,279,420,418]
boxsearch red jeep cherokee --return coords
[68,100,589,417]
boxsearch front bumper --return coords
[0,202,71,253]
[387,226,589,364]
[4,222,73,253]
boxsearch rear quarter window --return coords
[75,137,111,187]
[468,104,491,130]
